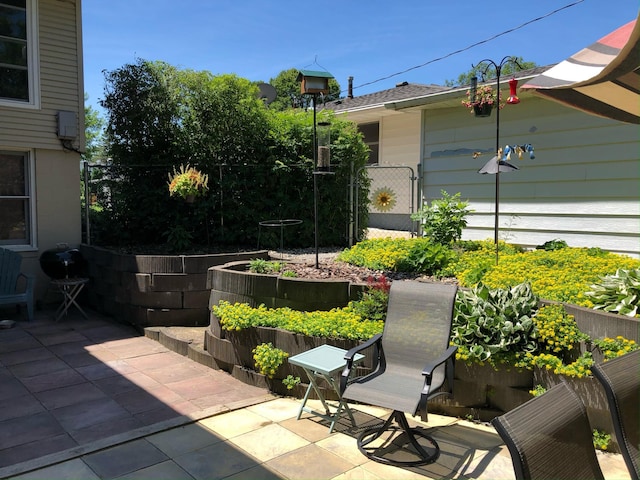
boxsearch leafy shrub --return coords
[535,239,568,251]
[529,384,546,397]
[452,282,539,366]
[282,375,301,390]
[395,241,456,275]
[593,429,611,451]
[411,191,472,244]
[524,351,594,377]
[337,237,420,271]
[248,259,284,274]
[585,268,640,317]
[439,240,522,284]
[346,275,390,322]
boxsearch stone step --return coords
[144,326,214,368]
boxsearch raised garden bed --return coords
[207,260,368,312]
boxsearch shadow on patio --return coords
[0,307,630,479]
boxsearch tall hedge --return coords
[92,59,369,250]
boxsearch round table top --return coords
[259,219,303,228]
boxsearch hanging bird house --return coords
[297,70,333,95]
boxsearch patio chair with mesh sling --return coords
[340,280,458,466]
[593,349,639,480]
[492,381,605,480]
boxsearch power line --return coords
[350,0,585,93]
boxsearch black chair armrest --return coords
[340,333,382,394]
[417,345,458,421]
[422,345,457,378]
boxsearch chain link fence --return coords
[355,165,419,241]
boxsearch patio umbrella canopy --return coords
[522,16,640,124]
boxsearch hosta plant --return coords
[585,268,640,317]
[451,282,538,367]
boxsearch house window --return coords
[0,151,33,246]
[359,122,379,165]
[0,0,38,105]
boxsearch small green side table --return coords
[288,344,364,433]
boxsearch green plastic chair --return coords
[0,247,35,321]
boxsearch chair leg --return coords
[357,410,440,467]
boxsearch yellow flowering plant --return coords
[592,336,639,361]
[533,304,588,355]
[252,343,289,379]
[167,164,209,200]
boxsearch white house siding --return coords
[421,97,640,257]
[0,0,84,297]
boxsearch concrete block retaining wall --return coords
[80,245,269,329]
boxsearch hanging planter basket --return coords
[473,104,493,117]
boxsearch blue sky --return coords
[82,1,638,113]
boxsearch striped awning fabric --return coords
[521,17,640,124]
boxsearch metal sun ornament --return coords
[372,187,397,212]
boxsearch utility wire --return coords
[349,0,585,93]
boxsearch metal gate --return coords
[354,165,419,242]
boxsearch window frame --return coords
[0,0,40,108]
[0,149,37,250]
[359,122,380,165]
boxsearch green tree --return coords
[83,94,105,162]
[91,59,368,249]
[445,57,536,87]
[269,68,341,111]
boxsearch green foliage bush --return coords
[592,336,639,360]
[411,191,473,244]
[91,59,370,249]
[248,259,284,274]
[345,275,390,322]
[252,343,288,378]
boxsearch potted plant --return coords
[462,84,504,117]
[167,164,209,202]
